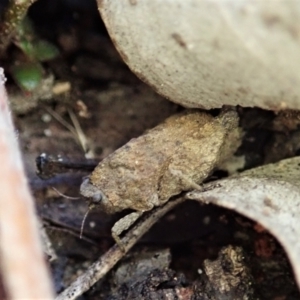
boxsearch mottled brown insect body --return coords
[80,110,241,214]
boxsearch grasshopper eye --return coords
[80,177,105,204]
[91,191,103,204]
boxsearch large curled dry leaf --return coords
[98,0,300,110]
[187,156,300,289]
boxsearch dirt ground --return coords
[2,0,300,299]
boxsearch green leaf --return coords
[15,16,35,39]
[11,61,44,91]
[14,17,59,61]
[33,40,60,61]
[15,39,36,59]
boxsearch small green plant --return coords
[10,16,59,92]
[0,1,59,92]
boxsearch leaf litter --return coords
[6,2,300,298]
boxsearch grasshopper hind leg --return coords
[112,211,143,250]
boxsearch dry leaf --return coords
[98,0,300,110]
[187,156,300,289]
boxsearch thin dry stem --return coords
[68,109,94,158]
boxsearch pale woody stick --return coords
[0,68,54,299]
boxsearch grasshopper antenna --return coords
[50,187,93,239]
[51,187,80,200]
[50,186,93,239]
[80,204,95,239]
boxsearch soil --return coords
[1,0,300,299]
